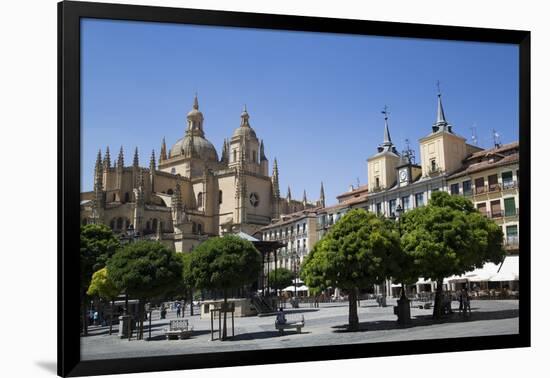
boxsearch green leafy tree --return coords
[401,191,505,318]
[189,235,262,340]
[301,209,401,330]
[267,267,294,293]
[87,267,120,335]
[107,241,183,339]
[165,253,195,316]
[80,224,120,335]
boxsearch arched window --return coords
[233,149,237,162]
[110,219,116,229]
[167,189,174,195]
[116,217,123,230]
[152,218,158,231]
[218,190,223,204]
[112,193,116,202]
[252,150,257,163]
[171,167,176,174]
[124,218,130,230]
[124,192,130,203]
[197,192,203,208]
[192,222,197,234]
[197,223,203,234]
[146,221,151,230]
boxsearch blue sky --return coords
[81,19,519,205]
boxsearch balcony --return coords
[428,165,442,177]
[475,186,486,195]
[502,181,518,190]
[371,185,385,193]
[488,184,501,193]
[504,208,519,217]
[491,210,503,219]
[463,189,473,197]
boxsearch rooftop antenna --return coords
[492,129,501,148]
[402,138,416,164]
[470,124,478,146]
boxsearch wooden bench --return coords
[164,319,193,340]
[275,314,305,335]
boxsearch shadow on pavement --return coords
[228,330,311,341]
[331,309,519,333]
[35,361,57,374]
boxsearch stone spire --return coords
[271,158,280,198]
[133,147,139,167]
[260,139,267,161]
[221,139,229,163]
[149,150,156,171]
[287,186,292,202]
[193,93,199,110]
[319,181,326,208]
[103,146,111,170]
[94,149,103,187]
[432,81,452,133]
[302,190,307,206]
[160,137,167,161]
[117,146,124,168]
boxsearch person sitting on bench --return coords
[276,307,286,325]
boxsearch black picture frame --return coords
[58,1,531,376]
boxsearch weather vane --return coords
[381,105,390,119]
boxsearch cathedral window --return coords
[124,192,129,203]
[110,219,116,230]
[152,218,158,231]
[171,168,176,174]
[197,192,203,208]
[219,190,223,204]
[252,150,257,163]
[167,189,174,195]
[233,149,237,162]
[113,193,116,202]
[116,217,123,230]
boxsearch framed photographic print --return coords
[59,0,530,376]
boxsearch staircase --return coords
[251,295,276,316]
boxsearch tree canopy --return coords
[401,191,505,282]
[87,267,119,300]
[301,209,401,329]
[107,240,183,300]
[267,267,294,291]
[400,191,505,317]
[80,224,120,295]
[189,235,262,293]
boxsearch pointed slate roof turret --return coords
[376,106,399,155]
[432,81,453,133]
[260,139,267,161]
[160,137,167,161]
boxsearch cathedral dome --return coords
[170,134,219,162]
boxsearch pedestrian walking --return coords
[458,289,464,313]
[463,289,471,316]
[176,302,181,318]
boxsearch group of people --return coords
[457,288,472,316]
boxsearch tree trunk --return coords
[433,278,444,319]
[222,290,228,340]
[138,299,144,340]
[189,289,194,316]
[109,300,114,335]
[348,288,359,330]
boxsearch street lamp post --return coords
[395,204,411,325]
[293,251,298,298]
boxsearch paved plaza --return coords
[81,299,519,360]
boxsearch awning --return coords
[282,285,308,292]
[416,278,432,285]
[464,262,501,282]
[490,256,519,281]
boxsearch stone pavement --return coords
[81,299,519,360]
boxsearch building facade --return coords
[80,95,317,252]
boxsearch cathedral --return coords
[80,95,320,252]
